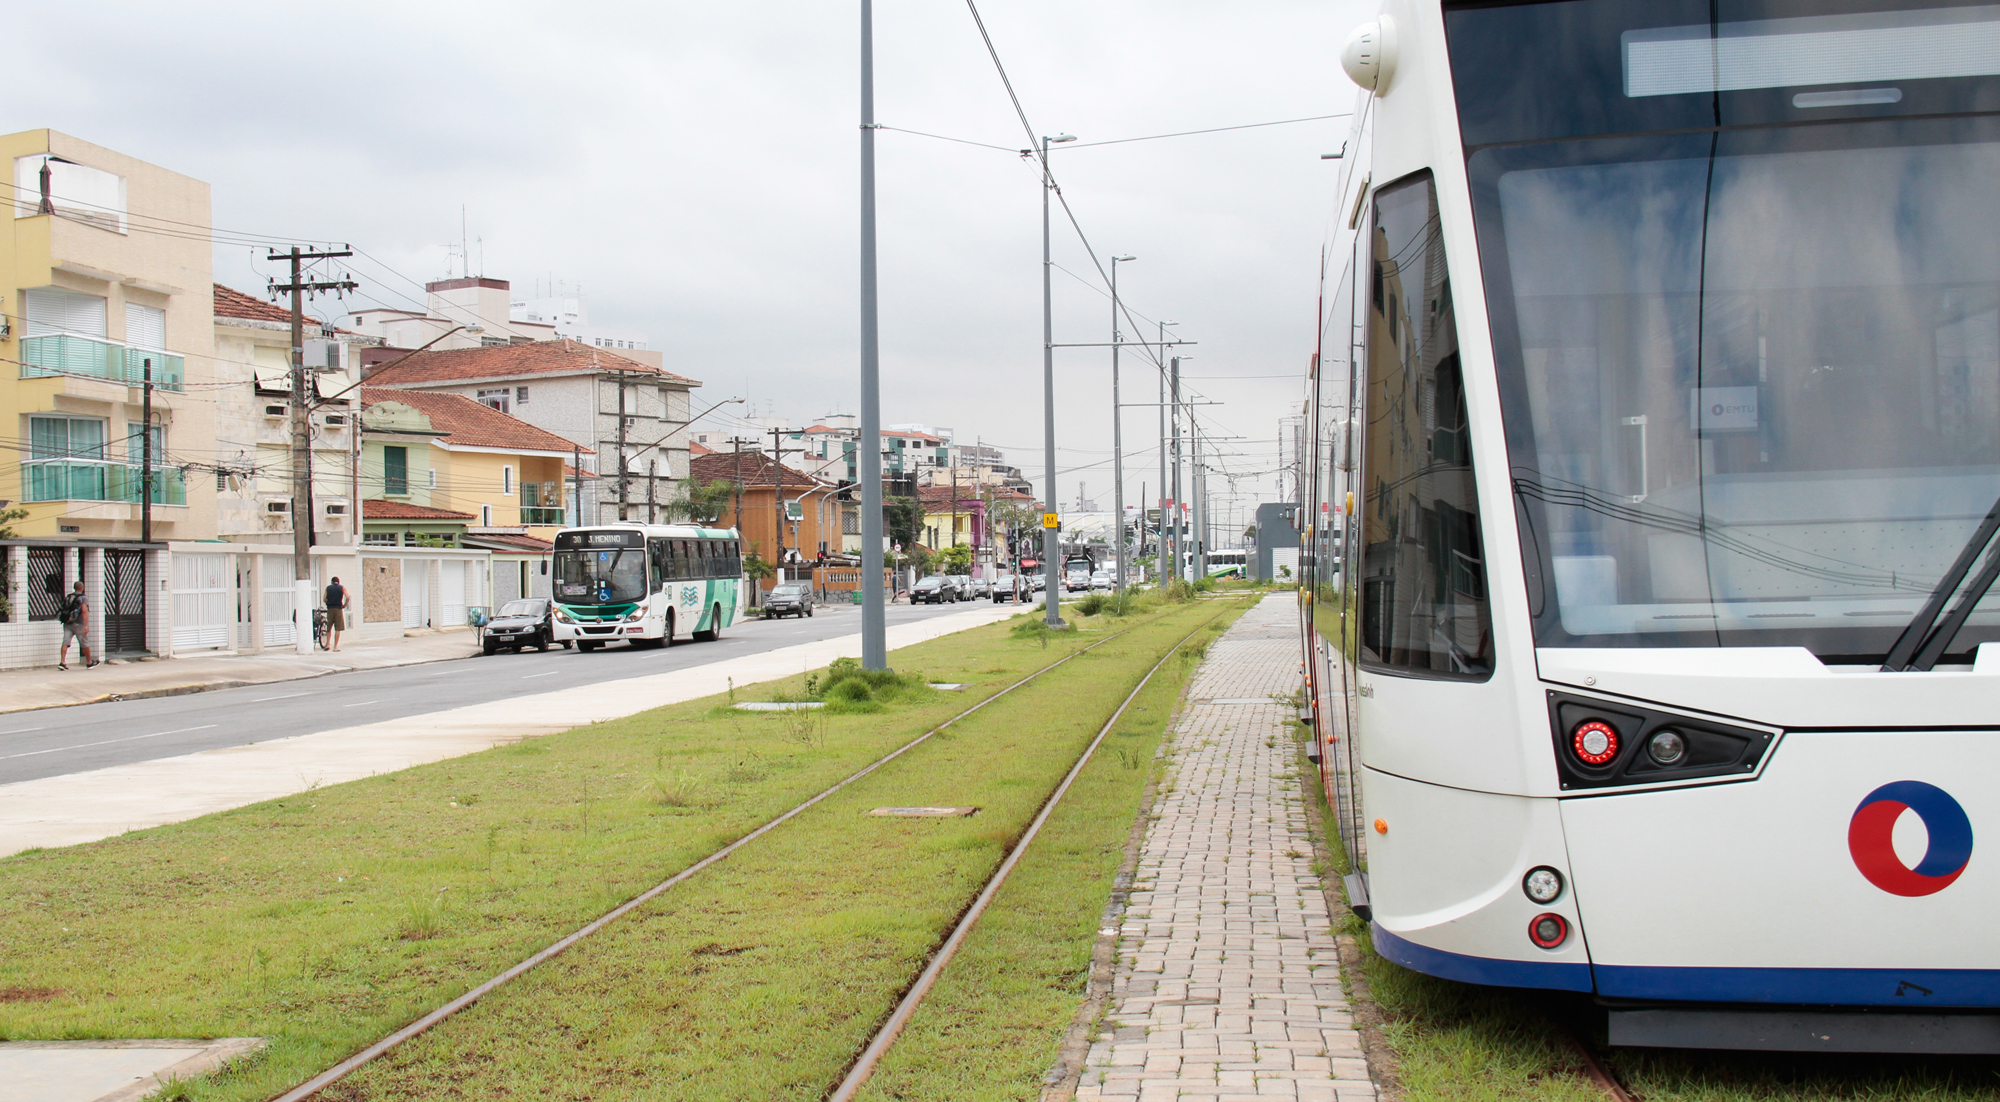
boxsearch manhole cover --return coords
[868,806,978,817]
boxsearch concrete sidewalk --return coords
[1072,595,1378,1102]
[0,631,480,716]
[0,602,1018,857]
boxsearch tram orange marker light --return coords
[1373,818,1388,834]
[1571,719,1619,766]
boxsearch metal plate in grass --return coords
[868,806,979,818]
[0,1038,265,1102]
[928,682,968,690]
[732,701,826,711]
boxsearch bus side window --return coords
[649,539,668,592]
[696,541,712,578]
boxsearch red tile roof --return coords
[364,500,476,520]
[212,283,295,325]
[464,533,556,552]
[366,339,698,387]
[689,440,715,457]
[362,387,594,456]
[689,450,825,489]
[916,486,989,508]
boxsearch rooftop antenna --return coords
[460,205,468,279]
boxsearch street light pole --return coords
[1110,254,1134,591]
[1155,320,1175,583]
[859,0,887,668]
[1040,132,1075,627]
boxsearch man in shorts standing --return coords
[324,575,350,652]
[57,580,97,671]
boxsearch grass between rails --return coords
[1296,717,2000,1102]
[0,594,1225,1101]
[850,604,1250,1101]
[323,600,1244,1100]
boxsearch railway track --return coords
[270,602,1239,1102]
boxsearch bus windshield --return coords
[1452,1,2000,660]
[553,548,648,605]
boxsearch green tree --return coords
[0,504,28,540]
[666,478,735,525]
[883,494,924,550]
[935,543,973,575]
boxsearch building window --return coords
[476,388,511,413]
[481,504,492,526]
[363,532,399,546]
[502,465,513,495]
[383,445,408,495]
[428,468,438,489]
[515,385,529,405]
[23,288,107,337]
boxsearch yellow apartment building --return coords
[0,130,216,661]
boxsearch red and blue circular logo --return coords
[1848,781,1974,897]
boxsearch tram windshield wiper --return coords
[1881,492,2000,672]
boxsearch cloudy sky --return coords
[12,0,1374,535]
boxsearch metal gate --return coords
[104,549,148,654]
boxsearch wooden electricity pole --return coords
[268,247,355,584]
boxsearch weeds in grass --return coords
[399,891,448,941]
[1076,593,1108,616]
[647,768,705,807]
[1011,618,1053,648]
[145,1073,196,1102]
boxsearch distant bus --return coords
[1207,548,1247,578]
[550,524,742,651]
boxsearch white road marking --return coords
[0,727,48,737]
[522,671,561,678]
[1,724,220,761]
[342,700,381,708]
[251,692,314,703]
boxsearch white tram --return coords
[1303,0,2000,1050]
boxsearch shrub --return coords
[1075,593,1108,616]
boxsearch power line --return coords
[1056,113,1353,151]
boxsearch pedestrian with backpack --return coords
[324,575,350,651]
[57,580,97,671]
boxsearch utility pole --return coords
[769,427,790,572]
[1190,420,1203,580]
[859,0,887,669]
[1039,131,1077,628]
[1170,355,1183,582]
[647,458,658,524]
[615,369,630,521]
[270,246,354,654]
[1156,322,1174,583]
[137,356,155,546]
[571,445,582,527]
[1110,254,1133,590]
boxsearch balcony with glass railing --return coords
[24,459,187,505]
[520,482,565,525]
[19,334,185,390]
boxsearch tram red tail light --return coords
[1529,913,1569,950]
[1570,719,1619,765]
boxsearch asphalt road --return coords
[0,597,1033,787]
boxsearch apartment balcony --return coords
[24,459,187,505]
[520,507,565,525]
[19,334,185,390]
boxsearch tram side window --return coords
[1359,172,1494,680]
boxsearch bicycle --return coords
[312,607,329,651]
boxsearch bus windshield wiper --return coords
[1882,492,2000,672]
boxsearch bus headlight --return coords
[624,607,645,622]
[553,608,574,624]
[1522,866,1564,904]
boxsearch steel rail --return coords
[826,604,1241,1100]
[268,622,1139,1102]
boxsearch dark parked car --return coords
[482,597,562,655]
[966,576,992,599]
[765,582,814,618]
[911,575,958,604]
[991,573,1026,603]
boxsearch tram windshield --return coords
[553,548,647,606]
[1451,0,2000,660]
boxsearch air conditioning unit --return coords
[323,413,348,428]
[325,502,348,516]
[263,404,287,418]
[265,500,290,514]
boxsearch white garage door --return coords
[171,552,231,651]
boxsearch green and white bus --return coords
[550,524,743,651]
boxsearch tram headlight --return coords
[1569,719,1619,766]
[1528,913,1570,950]
[1522,866,1564,904]
[1647,728,1687,765]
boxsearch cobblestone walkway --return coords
[1075,595,1375,1102]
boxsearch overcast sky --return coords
[12,0,1374,535]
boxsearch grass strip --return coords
[0,606,1179,1102]
[849,604,1249,1100]
[311,602,1238,1100]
